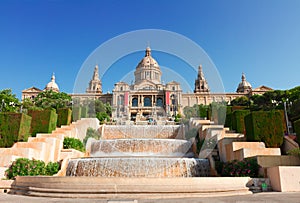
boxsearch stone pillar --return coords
[151,95,154,106]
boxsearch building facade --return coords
[22,73,59,100]
[23,47,272,120]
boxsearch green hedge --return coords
[0,113,32,147]
[81,106,88,118]
[28,109,57,136]
[245,110,284,147]
[72,107,81,121]
[231,106,247,111]
[225,113,233,129]
[199,105,208,118]
[232,110,250,133]
[278,110,287,135]
[224,107,233,128]
[294,119,300,144]
[57,108,72,127]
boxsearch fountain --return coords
[9,123,252,199]
[66,125,210,177]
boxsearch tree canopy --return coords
[0,89,20,112]
[34,90,72,110]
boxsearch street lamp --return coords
[284,99,292,135]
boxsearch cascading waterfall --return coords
[90,139,194,157]
[66,125,210,177]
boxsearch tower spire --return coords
[93,64,100,81]
[194,64,209,93]
[86,64,102,94]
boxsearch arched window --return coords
[156,98,163,107]
[171,94,176,105]
[132,98,138,107]
[144,97,152,107]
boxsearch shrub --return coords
[287,148,300,159]
[63,137,85,152]
[45,161,60,176]
[83,128,101,147]
[294,119,300,144]
[0,113,32,147]
[245,110,284,147]
[199,105,208,118]
[96,112,110,124]
[57,108,72,127]
[28,109,57,136]
[5,158,60,179]
[232,110,250,133]
[221,158,259,177]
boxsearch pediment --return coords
[253,85,273,91]
[166,81,180,85]
[22,87,42,93]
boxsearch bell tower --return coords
[194,65,209,93]
[86,65,102,94]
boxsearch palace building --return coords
[22,47,273,121]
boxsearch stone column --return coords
[151,95,154,107]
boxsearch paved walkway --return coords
[1,192,300,203]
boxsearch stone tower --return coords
[194,65,209,93]
[86,65,102,94]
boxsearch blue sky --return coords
[1,0,300,98]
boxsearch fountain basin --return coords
[90,138,194,157]
[9,176,252,198]
[66,157,210,177]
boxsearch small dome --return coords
[237,73,252,93]
[45,73,59,92]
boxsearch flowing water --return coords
[66,125,210,177]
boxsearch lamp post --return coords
[284,99,290,135]
[170,94,174,117]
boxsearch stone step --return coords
[12,142,52,163]
[234,148,281,161]
[9,176,252,198]
[0,155,21,167]
[36,133,64,140]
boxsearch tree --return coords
[250,94,266,110]
[0,89,20,112]
[22,98,41,111]
[86,99,112,121]
[183,104,199,119]
[230,96,249,106]
[34,90,72,110]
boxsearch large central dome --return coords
[134,47,162,85]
